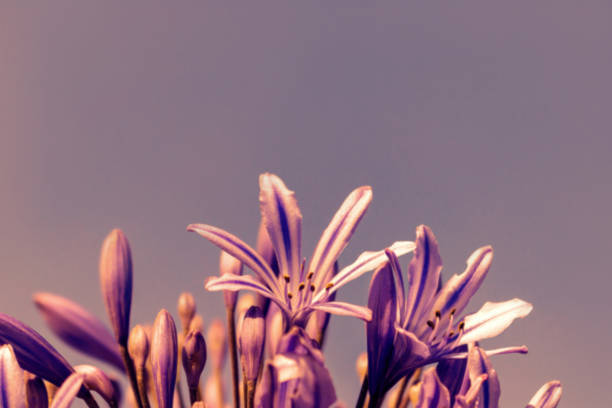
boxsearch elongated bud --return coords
[99,229,133,345]
[74,365,119,407]
[50,373,84,408]
[151,310,178,408]
[189,314,205,334]
[238,306,265,383]
[25,373,48,408]
[33,292,124,372]
[0,344,26,408]
[207,319,227,371]
[355,352,367,380]
[220,251,243,309]
[128,325,150,370]
[182,330,207,388]
[178,293,197,332]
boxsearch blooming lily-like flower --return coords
[188,173,414,327]
[254,327,338,408]
[0,344,26,408]
[150,309,178,408]
[33,292,124,372]
[366,225,532,404]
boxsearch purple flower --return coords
[150,309,178,408]
[50,373,84,408]
[0,313,74,387]
[254,327,337,408]
[0,344,26,408]
[366,225,532,402]
[99,229,133,345]
[526,381,562,408]
[182,330,207,389]
[188,173,414,327]
[33,292,124,372]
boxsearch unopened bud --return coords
[178,292,197,332]
[207,319,227,371]
[356,352,367,380]
[189,314,205,334]
[182,330,207,388]
[238,306,265,383]
[128,325,150,370]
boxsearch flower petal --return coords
[150,310,178,408]
[0,314,74,387]
[25,373,48,408]
[308,186,372,289]
[312,241,415,303]
[259,174,302,294]
[33,293,124,372]
[50,373,84,408]
[99,229,133,345]
[0,344,26,408]
[74,365,118,407]
[404,225,443,332]
[366,263,397,401]
[188,224,281,297]
[205,275,290,316]
[219,251,243,309]
[415,368,450,408]
[460,298,533,344]
[467,347,500,408]
[309,301,372,321]
[526,381,562,408]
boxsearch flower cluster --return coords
[0,173,561,408]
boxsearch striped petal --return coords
[50,373,84,408]
[404,225,443,332]
[0,344,26,408]
[310,301,372,321]
[466,347,500,408]
[415,368,450,408]
[74,365,119,407]
[33,293,124,372]
[460,298,533,345]
[25,373,48,408]
[312,241,415,303]
[308,186,372,289]
[151,310,178,408]
[188,224,281,297]
[526,381,562,408]
[259,174,302,293]
[205,275,289,315]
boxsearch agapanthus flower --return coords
[366,225,532,403]
[188,173,414,327]
[254,327,338,408]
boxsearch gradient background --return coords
[1,2,611,406]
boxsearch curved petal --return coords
[0,314,74,387]
[526,381,562,408]
[467,347,500,408]
[0,344,26,408]
[415,368,450,408]
[188,224,281,297]
[310,301,372,321]
[50,373,84,408]
[460,298,533,345]
[366,263,397,400]
[404,225,443,332]
[74,365,119,407]
[33,293,124,372]
[308,186,372,289]
[25,373,48,408]
[312,241,415,303]
[259,174,302,295]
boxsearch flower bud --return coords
[355,352,367,380]
[128,325,150,371]
[74,365,119,407]
[150,310,178,408]
[189,314,205,334]
[0,344,26,408]
[207,319,227,371]
[25,373,48,408]
[220,251,242,310]
[178,292,197,332]
[99,229,133,345]
[50,373,84,408]
[182,330,207,388]
[238,306,265,383]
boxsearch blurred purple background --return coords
[1,2,611,406]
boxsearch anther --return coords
[448,331,454,338]
[435,310,441,318]
[450,308,457,316]
[325,282,334,290]
[458,321,465,331]
[298,282,305,291]
[283,274,290,283]
[307,271,314,280]
[310,284,316,292]
[287,293,293,299]
[426,320,435,329]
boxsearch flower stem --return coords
[120,344,145,408]
[226,306,240,408]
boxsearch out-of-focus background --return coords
[1,2,610,406]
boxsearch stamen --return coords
[287,292,293,299]
[426,320,435,329]
[450,308,457,316]
[435,310,441,318]
[307,271,314,280]
[458,321,465,331]
[427,313,441,344]
[298,282,305,291]
[283,274,290,283]
[310,284,316,292]
[325,282,334,290]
